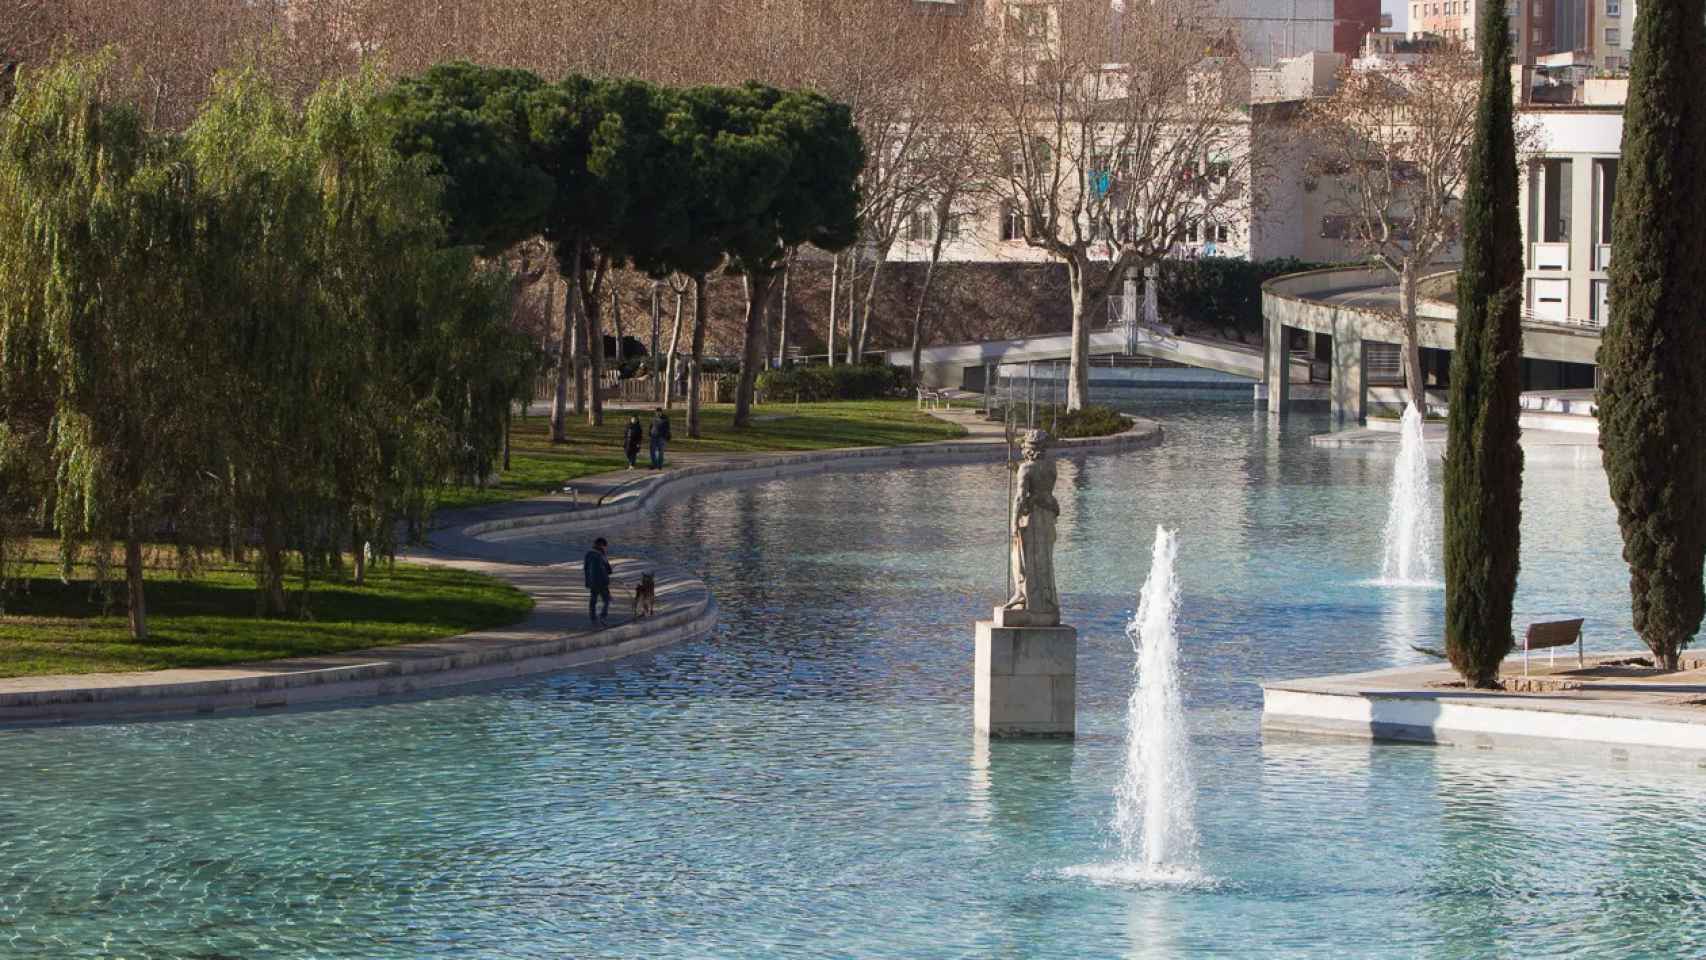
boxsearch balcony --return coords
[1531,242,1570,271]
[1594,244,1612,271]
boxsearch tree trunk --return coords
[665,286,685,409]
[734,270,773,428]
[776,252,792,368]
[827,252,840,366]
[502,405,512,471]
[125,520,147,641]
[747,275,771,376]
[910,208,952,380]
[260,514,288,617]
[845,247,860,364]
[688,274,708,438]
[551,268,574,441]
[583,257,607,426]
[611,287,625,372]
[572,296,586,416]
[650,281,662,401]
[351,523,367,586]
[1399,264,1428,413]
[1065,255,1091,411]
[855,252,884,361]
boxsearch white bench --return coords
[1518,618,1584,675]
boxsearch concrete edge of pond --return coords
[0,556,715,728]
[0,413,1161,728]
[465,414,1164,541]
[1261,657,1706,771]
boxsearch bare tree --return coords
[981,0,1257,410]
[903,31,999,379]
[1303,46,1481,410]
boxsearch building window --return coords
[1506,1,1519,15]
[944,212,963,240]
[1532,26,1543,41]
[1208,224,1231,243]
[1605,27,1620,44]
[1007,4,1049,43]
[1532,0,1543,17]
[1000,204,1024,241]
[1320,215,1356,239]
[1605,0,1620,15]
[907,210,933,242]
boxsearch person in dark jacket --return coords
[623,415,644,469]
[584,537,613,626]
[649,408,672,469]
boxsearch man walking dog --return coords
[584,537,613,627]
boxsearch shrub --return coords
[989,404,1127,438]
[1052,404,1128,438]
[756,363,914,402]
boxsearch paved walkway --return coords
[0,555,715,726]
[0,408,1161,725]
[458,408,1162,542]
[1264,653,1706,768]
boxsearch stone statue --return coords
[1004,429,1060,620]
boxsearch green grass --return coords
[0,548,532,677]
[438,399,965,510]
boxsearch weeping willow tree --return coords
[188,68,528,612]
[0,55,221,639]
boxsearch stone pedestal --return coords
[975,610,1077,738]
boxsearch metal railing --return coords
[1521,309,1605,331]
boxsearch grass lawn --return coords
[0,545,532,678]
[438,398,966,510]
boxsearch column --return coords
[1330,329,1365,426]
[1266,308,1290,415]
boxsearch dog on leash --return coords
[633,572,657,618]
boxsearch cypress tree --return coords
[1443,0,1526,688]
[1596,0,1706,671]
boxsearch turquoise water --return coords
[4,403,1702,959]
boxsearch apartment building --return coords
[1591,0,1634,70]
[989,0,1376,65]
[1518,87,1625,326]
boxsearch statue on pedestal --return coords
[1004,429,1060,620]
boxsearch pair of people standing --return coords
[623,409,672,470]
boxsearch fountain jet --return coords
[1377,403,1439,587]
[1113,526,1199,877]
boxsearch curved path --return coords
[0,409,1161,726]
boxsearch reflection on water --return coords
[0,400,1693,959]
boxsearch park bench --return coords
[1517,618,1585,675]
[917,387,948,411]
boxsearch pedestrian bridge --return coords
[885,322,1311,391]
[1260,265,1603,424]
